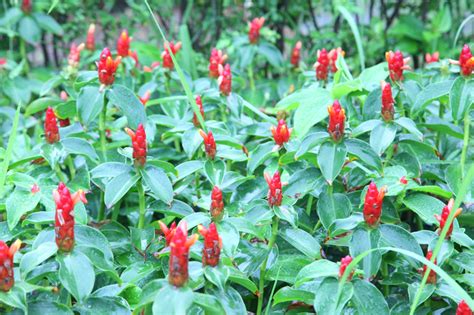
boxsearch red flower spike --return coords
[218,64,232,96]
[161,41,182,70]
[117,30,131,57]
[199,130,216,160]
[53,183,87,252]
[97,48,121,86]
[44,107,59,144]
[457,300,473,315]
[248,17,265,44]
[290,41,302,67]
[125,124,147,166]
[363,182,386,227]
[21,0,31,13]
[265,171,282,207]
[400,176,408,185]
[86,24,95,51]
[425,52,439,64]
[385,50,411,82]
[451,45,474,76]
[338,255,354,281]
[381,81,395,122]
[210,186,224,219]
[314,48,330,81]
[209,48,228,78]
[434,198,462,239]
[0,239,21,292]
[192,95,205,127]
[271,119,292,146]
[198,223,222,267]
[140,91,151,106]
[159,221,177,246]
[144,61,160,72]
[168,222,198,287]
[327,100,345,142]
[328,47,345,73]
[422,251,437,284]
[68,43,84,68]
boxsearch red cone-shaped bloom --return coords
[97,48,121,86]
[290,41,302,67]
[86,24,95,51]
[457,300,473,315]
[434,198,462,239]
[248,17,265,44]
[338,255,354,281]
[458,45,474,76]
[0,240,21,292]
[162,41,182,69]
[68,43,84,68]
[125,124,147,166]
[44,107,59,144]
[271,119,292,146]
[168,222,198,287]
[210,186,224,219]
[327,100,345,142]
[192,95,205,127]
[140,91,151,106]
[117,30,131,57]
[209,48,227,78]
[199,130,216,160]
[314,48,329,81]
[218,64,232,96]
[198,223,222,267]
[422,251,437,284]
[385,50,410,81]
[265,171,282,207]
[159,221,177,246]
[328,47,345,73]
[363,182,386,227]
[381,81,395,121]
[425,52,439,64]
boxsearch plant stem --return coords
[381,261,389,296]
[306,195,313,216]
[55,165,66,182]
[137,179,146,228]
[98,191,105,222]
[461,109,470,177]
[256,215,279,315]
[99,101,108,162]
[66,156,75,179]
[248,63,255,91]
[20,39,29,74]
[111,199,122,221]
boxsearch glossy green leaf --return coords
[318,141,347,184]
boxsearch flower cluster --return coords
[67,43,84,68]
[338,255,354,281]
[44,107,60,144]
[209,48,227,78]
[0,240,21,292]
[434,199,462,239]
[271,119,291,146]
[210,186,224,219]
[422,250,437,284]
[117,30,132,57]
[265,171,282,207]
[425,52,439,64]
[450,45,474,76]
[21,0,31,13]
[125,124,147,166]
[328,47,345,73]
[314,48,329,81]
[327,100,345,142]
[168,222,197,287]
[381,81,395,121]
[363,182,386,227]
[385,50,410,81]
[290,41,302,67]
[198,223,222,267]
[457,300,473,315]
[97,48,121,86]
[192,95,205,127]
[248,17,265,44]
[53,183,87,252]
[162,41,182,69]
[86,24,95,51]
[218,64,232,96]
[199,130,217,160]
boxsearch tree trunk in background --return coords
[276,0,289,53]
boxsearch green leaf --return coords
[57,250,95,302]
[351,279,389,315]
[247,142,275,174]
[295,259,339,286]
[61,137,99,161]
[0,286,27,312]
[6,188,41,229]
[228,268,258,295]
[141,165,174,204]
[153,285,193,315]
[76,297,131,315]
[77,86,104,126]
[314,277,353,315]
[33,12,63,35]
[91,162,133,179]
[295,131,329,159]
[403,193,445,225]
[20,241,57,276]
[345,138,382,171]
[274,205,298,227]
[192,292,226,314]
[182,128,202,159]
[318,141,347,184]
[108,85,147,129]
[273,287,314,306]
[204,265,230,291]
[395,117,423,140]
[25,97,62,116]
[28,301,73,315]
[379,224,423,267]
[317,190,351,230]
[350,227,381,279]
[203,159,226,186]
[408,283,435,308]
[359,63,389,91]
[281,228,321,259]
[370,123,397,155]
[450,76,474,121]
[19,16,41,44]
[206,286,246,315]
[412,80,453,114]
[105,171,140,208]
[258,42,283,67]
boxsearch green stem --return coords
[306,195,313,216]
[248,63,255,91]
[66,156,75,179]
[381,261,389,296]
[55,165,66,182]
[256,215,279,315]
[20,39,29,74]
[98,191,105,222]
[461,109,471,177]
[111,199,122,221]
[137,179,146,229]
[435,103,445,150]
[99,101,108,162]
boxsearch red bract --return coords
[139,91,151,106]
[0,240,21,292]
[248,17,265,44]
[218,63,232,96]
[400,176,408,185]
[192,95,205,127]
[338,255,354,281]
[44,107,59,144]
[144,61,160,72]
[328,47,345,73]
[210,186,224,219]
[385,50,410,81]
[199,130,216,160]
[97,48,121,86]
[53,183,87,253]
[434,198,462,239]
[290,41,302,67]
[327,100,345,142]
[363,182,386,227]
[209,48,227,78]
[130,51,139,68]
[271,119,291,146]
[125,124,147,166]
[457,300,473,315]
[425,52,439,64]
[0,58,6,67]
[314,48,329,81]
[117,30,131,57]
[86,24,95,51]
[162,41,182,69]
[21,0,31,13]
[422,251,437,284]
[198,223,222,267]
[168,222,198,287]
[67,43,84,67]
[381,81,395,121]
[265,171,282,207]
[451,45,474,76]
[159,221,177,246]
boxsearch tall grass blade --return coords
[0,103,21,197]
[453,14,474,48]
[337,6,365,71]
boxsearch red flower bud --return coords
[198,223,222,267]
[457,300,473,315]
[86,24,95,51]
[399,176,408,185]
[31,183,40,194]
[363,182,386,227]
[271,119,292,146]
[60,91,68,101]
[168,222,198,287]
[248,17,265,44]
[218,64,232,96]
[425,52,439,64]
[338,255,354,281]
[381,81,395,121]
[290,41,302,67]
[0,240,21,292]
[209,48,227,78]
[53,183,87,252]
[456,45,474,76]
[385,50,410,82]
[159,221,177,246]
[125,124,147,166]
[21,0,31,13]
[434,198,462,239]
[68,43,84,68]
[199,130,216,160]
[0,58,6,67]
[192,95,205,127]
[139,91,151,106]
[97,48,121,86]
[44,107,59,144]
[265,171,282,207]
[328,47,345,73]
[117,30,131,57]
[327,100,345,142]
[314,48,330,81]
[422,251,437,284]
[210,186,224,219]
[161,41,182,69]
[144,61,160,72]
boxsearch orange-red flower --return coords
[162,41,182,69]
[210,186,224,219]
[67,43,84,67]
[271,119,291,146]
[385,50,410,81]
[199,130,216,160]
[198,223,222,267]
[363,182,386,227]
[97,48,121,86]
[159,221,177,246]
[328,47,345,73]
[327,100,345,142]
[192,95,205,127]
[314,48,329,81]
[218,64,232,96]
[139,91,151,106]
[248,17,265,44]
[422,250,437,284]
[450,45,474,76]
[44,107,59,144]
[434,199,462,239]
[86,24,95,51]
[265,171,282,207]
[168,222,198,287]
[209,48,227,78]
[0,240,21,292]
[117,30,131,57]
[125,124,147,166]
[338,255,354,281]
[290,41,302,67]
[457,300,473,315]
[425,52,439,64]
[381,81,395,121]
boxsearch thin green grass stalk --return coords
[337,6,365,71]
[453,14,474,48]
[137,179,146,229]
[0,103,21,197]
[146,95,188,107]
[264,266,281,315]
[460,109,470,176]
